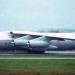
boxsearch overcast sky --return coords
[0,0,75,31]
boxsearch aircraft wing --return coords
[10,31,75,40]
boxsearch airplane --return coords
[0,31,75,53]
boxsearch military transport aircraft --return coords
[0,31,75,53]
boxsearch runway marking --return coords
[0,58,75,59]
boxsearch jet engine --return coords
[14,35,37,46]
[14,36,49,53]
[26,36,49,51]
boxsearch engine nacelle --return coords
[29,40,49,49]
[14,35,36,47]
[14,39,27,46]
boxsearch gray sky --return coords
[0,0,75,31]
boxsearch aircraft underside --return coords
[0,39,75,54]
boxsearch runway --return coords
[0,50,75,59]
[45,51,75,55]
[0,57,75,59]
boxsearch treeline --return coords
[38,29,75,33]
